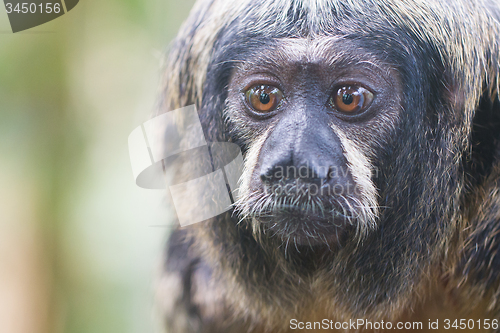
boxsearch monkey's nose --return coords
[259,153,333,186]
[257,109,348,188]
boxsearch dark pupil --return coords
[342,93,354,105]
[259,92,271,104]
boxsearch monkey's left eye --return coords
[329,85,374,114]
[245,85,283,113]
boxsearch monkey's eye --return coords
[245,85,283,113]
[330,86,374,114]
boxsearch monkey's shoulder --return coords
[159,228,253,333]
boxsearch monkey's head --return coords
[163,0,500,322]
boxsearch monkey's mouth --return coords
[256,204,354,247]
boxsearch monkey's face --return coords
[226,37,401,247]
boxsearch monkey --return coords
[154,0,500,332]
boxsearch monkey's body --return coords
[156,0,500,332]
[160,226,494,333]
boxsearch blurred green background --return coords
[0,0,195,332]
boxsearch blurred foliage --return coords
[0,0,195,332]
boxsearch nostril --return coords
[260,167,276,183]
[259,154,293,184]
[300,164,330,184]
[260,172,269,183]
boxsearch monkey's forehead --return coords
[234,37,390,72]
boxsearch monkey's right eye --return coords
[245,85,283,113]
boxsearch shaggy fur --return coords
[156,0,500,332]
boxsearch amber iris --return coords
[331,86,374,114]
[245,85,283,112]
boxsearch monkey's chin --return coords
[258,207,352,247]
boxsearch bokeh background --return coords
[0,0,195,332]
